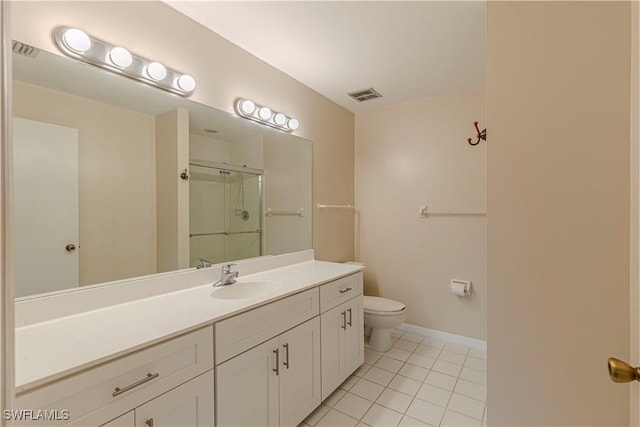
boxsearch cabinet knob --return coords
[145,419,154,427]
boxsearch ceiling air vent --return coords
[348,87,382,102]
[12,41,41,59]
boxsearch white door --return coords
[320,304,346,400]
[344,296,365,375]
[13,117,79,297]
[216,338,279,426]
[135,371,214,427]
[279,318,321,427]
[486,2,633,424]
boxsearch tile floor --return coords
[301,329,487,427]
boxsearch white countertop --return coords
[15,260,363,393]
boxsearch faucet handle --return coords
[197,258,213,269]
[222,263,237,273]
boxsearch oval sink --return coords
[211,281,281,300]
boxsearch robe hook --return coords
[467,121,487,146]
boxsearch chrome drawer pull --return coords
[113,372,159,397]
[339,287,353,294]
[273,348,280,376]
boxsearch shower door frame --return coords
[188,160,264,264]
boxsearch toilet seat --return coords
[364,296,406,315]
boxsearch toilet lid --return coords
[364,296,406,312]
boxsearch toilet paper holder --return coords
[450,279,471,296]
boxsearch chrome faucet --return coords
[214,263,239,287]
[196,258,213,269]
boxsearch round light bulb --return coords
[258,107,272,121]
[146,62,167,81]
[239,99,256,115]
[63,28,91,53]
[287,118,300,130]
[274,113,287,126]
[176,74,196,92]
[109,47,133,68]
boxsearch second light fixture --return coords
[235,99,299,133]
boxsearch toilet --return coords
[364,296,407,352]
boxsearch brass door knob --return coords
[608,357,640,383]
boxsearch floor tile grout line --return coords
[312,329,487,427]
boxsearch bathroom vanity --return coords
[12,253,364,427]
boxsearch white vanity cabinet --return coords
[13,326,214,427]
[98,371,214,427]
[215,288,321,427]
[319,273,364,400]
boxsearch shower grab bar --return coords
[265,208,304,217]
[316,203,354,210]
[419,206,486,218]
[190,229,262,238]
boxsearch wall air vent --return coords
[12,41,41,58]
[348,87,382,102]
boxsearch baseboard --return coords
[398,323,487,351]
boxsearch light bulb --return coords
[146,62,167,81]
[176,74,196,92]
[63,28,91,53]
[258,107,272,120]
[274,113,287,126]
[287,118,300,130]
[239,100,256,115]
[109,47,133,68]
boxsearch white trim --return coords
[0,0,14,421]
[398,323,486,351]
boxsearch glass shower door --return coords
[225,170,262,261]
[189,164,262,267]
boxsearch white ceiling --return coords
[164,1,486,114]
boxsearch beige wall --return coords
[487,2,630,425]
[155,108,190,272]
[10,1,355,263]
[355,88,486,339]
[12,81,157,286]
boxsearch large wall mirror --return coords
[11,42,312,299]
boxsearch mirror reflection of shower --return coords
[189,162,263,267]
[233,171,250,221]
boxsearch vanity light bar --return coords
[234,98,299,133]
[53,27,196,97]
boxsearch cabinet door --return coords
[344,295,364,375]
[100,412,134,427]
[135,370,214,427]
[216,338,279,427]
[320,304,347,400]
[279,317,321,427]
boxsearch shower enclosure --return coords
[189,162,263,267]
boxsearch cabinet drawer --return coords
[215,288,319,364]
[319,273,363,313]
[14,326,214,426]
